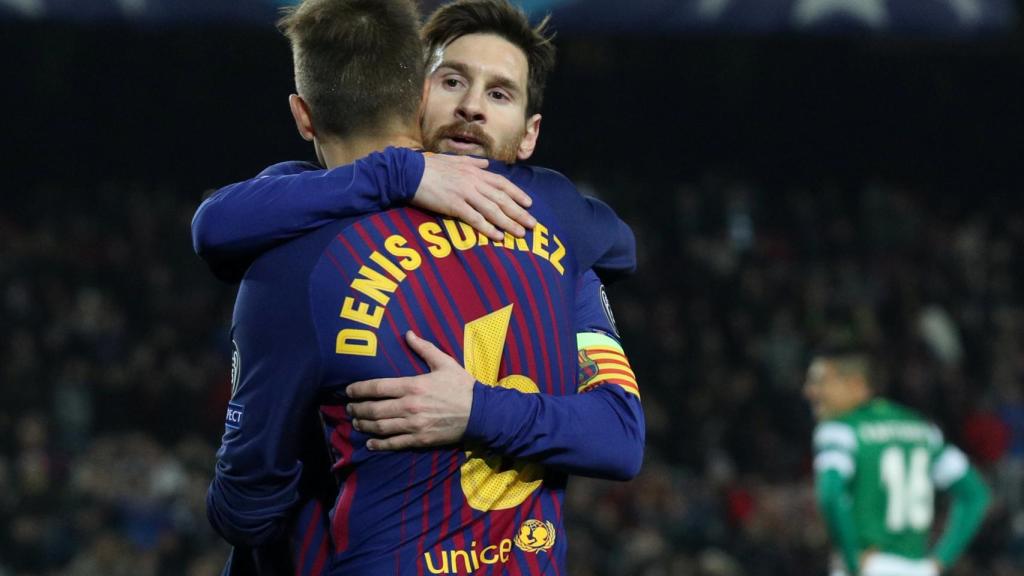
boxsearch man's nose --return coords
[456,88,485,123]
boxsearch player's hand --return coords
[859,549,876,576]
[345,331,474,451]
[859,552,939,576]
[415,154,535,242]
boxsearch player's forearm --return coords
[931,467,990,568]
[464,383,644,480]
[206,464,303,547]
[191,147,424,269]
[815,470,862,575]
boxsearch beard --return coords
[423,120,524,163]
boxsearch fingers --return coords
[457,155,490,169]
[346,377,409,400]
[481,180,536,231]
[475,173,534,234]
[484,172,533,210]
[365,434,419,451]
[419,154,534,240]
[463,193,525,239]
[405,331,456,371]
[454,200,505,242]
[347,398,406,420]
[351,416,412,436]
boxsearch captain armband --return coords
[576,332,638,398]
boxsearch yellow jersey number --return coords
[460,305,544,511]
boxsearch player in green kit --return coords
[804,347,991,576]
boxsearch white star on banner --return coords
[948,0,982,25]
[0,0,45,18]
[116,0,148,17]
[792,0,889,29]
[697,0,732,20]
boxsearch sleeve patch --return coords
[576,332,638,398]
[230,339,242,397]
[599,285,620,337]
[225,402,245,430]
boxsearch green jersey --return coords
[813,399,970,560]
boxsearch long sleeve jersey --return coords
[205,159,644,575]
[191,147,636,284]
[813,399,990,575]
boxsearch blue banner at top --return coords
[0,0,1015,36]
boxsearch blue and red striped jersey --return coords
[207,162,643,575]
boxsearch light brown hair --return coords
[279,0,424,138]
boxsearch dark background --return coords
[4,24,1023,191]
[2,2,1024,575]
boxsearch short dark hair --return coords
[422,0,556,117]
[812,342,877,388]
[278,0,424,138]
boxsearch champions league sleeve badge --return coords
[230,339,241,396]
[225,339,245,430]
[600,285,619,337]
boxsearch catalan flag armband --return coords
[576,332,639,398]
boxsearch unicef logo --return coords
[514,519,555,553]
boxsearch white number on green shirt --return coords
[880,446,934,531]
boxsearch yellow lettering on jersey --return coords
[384,234,422,272]
[340,296,384,328]
[370,249,406,282]
[499,231,527,251]
[450,550,472,573]
[336,328,376,356]
[351,264,398,306]
[479,544,500,564]
[424,551,448,574]
[499,539,512,562]
[419,222,452,258]
[549,235,566,275]
[336,217,570,358]
[531,223,550,260]
[443,218,477,251]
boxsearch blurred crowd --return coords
[1,184,233,575]
[2,176,1023,575]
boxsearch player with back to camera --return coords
[199,0,645,574]
[805,345,990,576]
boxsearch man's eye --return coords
[444,78,462,88]
[490,90,509,101]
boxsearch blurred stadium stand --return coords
[0,0,1017,34]
[2,1,1024,575]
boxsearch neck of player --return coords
[318,128,422,169]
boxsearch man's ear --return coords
[289,94,316,142]
[517,114,542,161]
